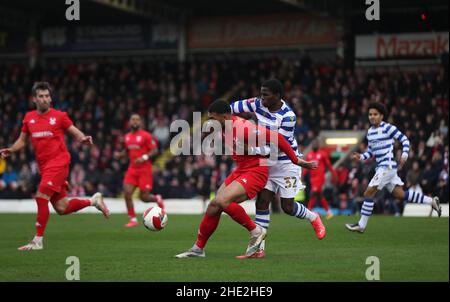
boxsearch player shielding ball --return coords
[175,99,308,258]
[114,114,164,228]
[0,82,110,251]
[230,79,324,259]
[345,102,441,233]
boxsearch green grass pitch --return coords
[0,213,448,281]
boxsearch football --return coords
[142,206,168,231]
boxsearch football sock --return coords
[35,197,49,237]
[223,202,256,232]
[307,196,316,210]
[195,213,221,249]
[255,209,270,251]
[404,190,432,204]
[63,198,91,215]
[320,197,330,212]
[127,207,136,219]
[358,198,374,229]
[292,201,317,222]
[255,209,270,229]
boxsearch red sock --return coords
[195,213,221,249]
[223,202,256,232]
[63,198,91,215]
[320,197,330,212]
[127,207,136,219]
[307,196,316,210]
[35,197,49,236]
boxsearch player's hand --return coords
[0,148,12,159]
[113,151,122,159]
[135,154,149,164]
[297,158,318,169]
[399,155,407,169]
[351,152,361,161]
[134,158,145,164]
[80,136,93,145]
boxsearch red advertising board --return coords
[187,14,339,49]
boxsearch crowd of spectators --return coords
[0,55,448,217]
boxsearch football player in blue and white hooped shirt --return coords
[231,79,326,258]
[345,102,442,233]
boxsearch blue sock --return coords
[404,190,432,204]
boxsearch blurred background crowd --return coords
[1,54,448,216]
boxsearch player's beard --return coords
[131,125,140,131]
[37,103,50,113]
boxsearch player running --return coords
[0,82,109,251]
[175,99,309,258]
[345,102,442,233]
[303,139,337,220]
[114,114,164,228]
[230,79,324,259]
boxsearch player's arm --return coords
[230,97,259,114]
[263,128,317,168]
[135,136,159,164]
[113,149,127,159]
[0,132,28,159]
[353,143,373,162]
[386,124,410,168]
[277,114,317,168]
[66,125,93,145]
[324,154,337,175]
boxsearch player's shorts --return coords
[124,167,153,191]
[368,167,404,193]
[224,166,268,200]
[264,162,304,199]
[38,164,70,197]
[49,181,69,205]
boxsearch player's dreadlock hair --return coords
[368,102,388,118]
[262,79,283,98]
[208,99,231,115]
[32,82,52,96]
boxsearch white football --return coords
[142,206,168,231]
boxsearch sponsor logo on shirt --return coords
[31,131,54,138]
[127,144,141,149]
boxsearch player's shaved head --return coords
[129,114,142,131]
[208,99,231,115]
[261,79,283,110]
[261,79,283,98]
[130,113,141,120]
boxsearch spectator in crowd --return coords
[0,57,448,212]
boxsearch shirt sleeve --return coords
[258,127,297,164]
[21,117,29,134]
[386,124,410,158]
[360,145,373,161]
[61,112,74,130]
[147,134,158,151]
[230,97,259,114]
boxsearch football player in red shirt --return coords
[303,140,337,220]
[175,99,314,258]
[0,82,109,251]
[114,114,164,227]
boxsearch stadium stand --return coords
[0,55,448,216]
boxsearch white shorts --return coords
[368,168,404,193]
[264,162,305,199]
